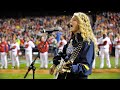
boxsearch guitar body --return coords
[54,58,71,79]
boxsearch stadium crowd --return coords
[0,11,120,69]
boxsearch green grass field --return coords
[0,73,119,79]
[0,56,120,79]
[3,56,120,69]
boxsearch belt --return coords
[0,51,5,52]
[26,50,30,51]
[101,48,107,49]
[117,48,120,50]
[40,51,47,53]
[12,51,16,52]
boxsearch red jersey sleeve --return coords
[5,43,9,53]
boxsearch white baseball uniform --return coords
[10,42,20,68]
[38,41,49,69]
[57,39,67,53]
[24,40,35,67]
[98,36,111,68]
[92,37,98,69]
[113,38,120,68]
[0,41,8,69]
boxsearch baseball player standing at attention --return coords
[24,37,35,68]
[98,31,112,68]
[0,37,9,69]
[113,34,120,68]
[57,35,67,53]
[10,37,20,69]
[38,36,49,69]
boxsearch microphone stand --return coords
[24,52,39,79]
[24,33,49,79]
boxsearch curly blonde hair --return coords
[71,12,98,56]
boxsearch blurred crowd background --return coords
[0,11,120,69]
[0,11,119,54]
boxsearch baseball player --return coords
[92,37,98,69]
[47,34,58,56]
[24,37,35,68]
[0,37,9,69]
[10,37,20,69]
[98,31,112,68]
[57,35,67,53]
[37,36,49,69]
[113,34,120,68]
